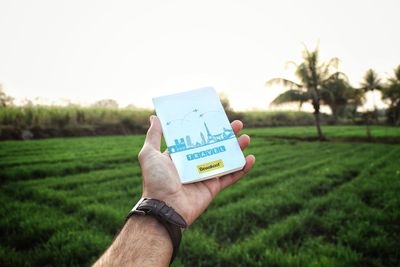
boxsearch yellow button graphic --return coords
[197,159,224,173]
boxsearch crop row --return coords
[195,146,370,244]
[1,132,399,267]
[178,147,400,266]
[244,125,400,139]
[0,193,112,267]
[0,138,143,166]
[213,143,362,207]
[220,148,400,266]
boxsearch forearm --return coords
[93,215,173,267]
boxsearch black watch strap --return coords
[126,198,188,263]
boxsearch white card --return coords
[152,87,246,184]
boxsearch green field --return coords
[1,126,399,266]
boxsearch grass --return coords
[244,125,400,139]
[0,106,321,140]
[0,126,399,266]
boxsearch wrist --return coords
[141,192,193,225]
[126,215,171,240]
[118,215,172,266]
[128,197,188,263]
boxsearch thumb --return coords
[144,115,162,151]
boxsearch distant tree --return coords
[20,98,34,107]
[93,99,119,109]
[345,88,366,122]
[320,73,353,123]
[219,93,233,112]
[219,92,236,120]
[125,104,138,110]
[381,65,400,125]
[360,69,383,112]
[0,84,14,107]
[360,69,383,138]
[267,47,341,140]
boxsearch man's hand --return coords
[138,115,255,225]
[93,116,255,266]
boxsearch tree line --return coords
[0,87,322,140]
[0,47,399,141]
[267,47,400,140]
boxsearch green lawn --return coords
[0,126,399,266]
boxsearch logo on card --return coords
[197,159,224,173]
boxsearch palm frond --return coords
[393,65,400,81]
[296,63,312,87]
[271,90,310,105]
[266,78,302,89]
[321,57,340,79]
[326,57,340,69]
[360,69,383,91]
[323,71,348,84]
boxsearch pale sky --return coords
[0,0,399,111]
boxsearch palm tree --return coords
[360,69,383,111]
[360,69,383,138]
[381,65,400,125]
[320,73,353,123]
[346,88,366,123]
[320,75,367,124]
[267,47,341,140]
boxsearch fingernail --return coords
[149,115,155,124]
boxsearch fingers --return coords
[144,115,162,151]
[232,120,250,150]
[242,155,255,173]
[231,120,243,135]
[218,154,256,191]
[237,134,250,150]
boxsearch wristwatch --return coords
[126,198,188,263]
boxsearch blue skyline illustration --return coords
[168,122,235,154]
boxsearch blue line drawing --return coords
[167,121,235,154]
[166,109,199,126]
[199,110,220,117]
